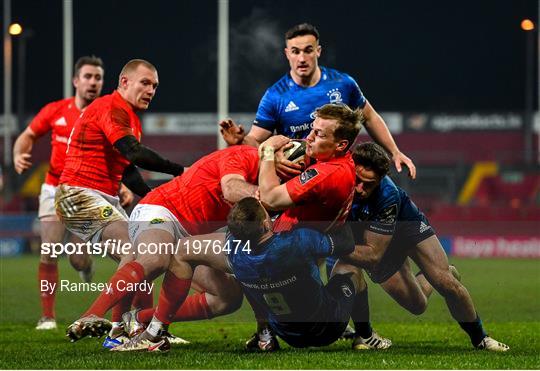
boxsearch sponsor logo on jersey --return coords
[289,122,312,134]
[300,168,319,185]
[341,284,353,297]
[419,221,431,233]
[54,117,67,127]
[285,101,299,112]
[377,204,398,225]
[150,218,165,225]
[327,88,343,104]
[100,206,114,219]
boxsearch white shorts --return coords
[55,184,128,243]
[129,203,190,243]
[38,183,59,218]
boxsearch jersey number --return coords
[262,292,291,315]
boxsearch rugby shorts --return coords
[271,273,355,348]
[38,183,59,218]
[128,203,190,243]
[367,217,436,284]
[55,184,128,243]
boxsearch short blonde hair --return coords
[316,103,363,151]
[118,59,157,86]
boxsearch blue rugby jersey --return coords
[326,176,428,275]
[350,176,427,237]
[228,228,351,324]
[254,66,366,139]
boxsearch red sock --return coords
[137,308,155,324]
[172,292,212,321]
[83,262,144,318]
[38,262,58,318]
[137,292,212,323]
[153,272,191,324]
[132,281,154,309]
[111,291,136,322]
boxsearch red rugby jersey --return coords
[273,153,356,233]
[29,97,81,186]
[60,91,142,196]
[140,145,259,235]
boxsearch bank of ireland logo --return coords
[309,111,317,120]
[327,88,342,104]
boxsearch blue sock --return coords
[352,288,373,338]
[459,314,487,346]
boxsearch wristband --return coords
[260,146,275,162]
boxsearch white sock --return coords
[147,316,164,337]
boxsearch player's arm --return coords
[121,164,151,198]
[114,135,184,177]
[342,229,392,270]
[13,127,40,174]
[220,174,258,203]
[300,224,355,258]
[362,100,416,179]
[258,136,295,211]
[245,125,273,146]
[326,223,356,256]
[118,183,135,207]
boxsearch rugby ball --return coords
[283,140,307,166]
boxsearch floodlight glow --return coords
[521,19,535,31]
[8,23,23,36]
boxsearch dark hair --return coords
[285,23,319,42]
[352,142,391,177]
[315,103,363,151]
[227,197,267,242]
[73,55,104,78]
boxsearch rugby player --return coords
[344,142,509,352]
[67,144,260,346]
[13,56,105,330]
[227,198,368,349]
[56,59,184,341]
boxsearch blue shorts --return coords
[367,217,435,283]
[270,274,355,348]
[327,217,436,283]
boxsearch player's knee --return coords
[137,254,169,278]
[210,282,243,316]
[432,272,462,297]
[68,254,90,271]
[408,296,428,315]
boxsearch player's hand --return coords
[118,183,135,207]
[392,151,416,179]
[275,143,303,180]
[14,153,32,174]
[260,135,290,151]
[219,119,245,146]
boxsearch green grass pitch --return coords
[0,255,539,369]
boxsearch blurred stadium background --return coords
[1,0,538,260]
